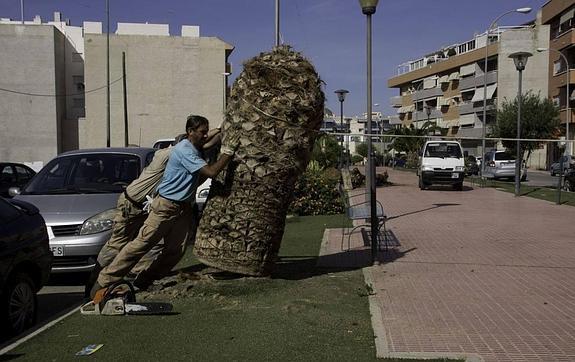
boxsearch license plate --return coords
[451,173,459,178]
[50,246,64,256]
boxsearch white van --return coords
[418,140,465,190]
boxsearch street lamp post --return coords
[537,47,570,204]
[358,0,379,265]
[481,7,532,176]
[509,51,532,197]
[335,89,349,169]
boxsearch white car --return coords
[196,178,211,211]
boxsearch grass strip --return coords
[4,215,383,361]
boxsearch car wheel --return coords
[418,176,426,190]
[0,273,37,337]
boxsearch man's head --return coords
[185,115,210,148]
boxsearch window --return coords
[0,165,15,184]
[15,165,33,183]
[554,61,563,75]
[23,154,141,195]
[553,96,560,107]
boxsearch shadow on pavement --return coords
[388,202,460,221]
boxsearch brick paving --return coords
[321,168,575,361]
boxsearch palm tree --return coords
[193,46,325,276]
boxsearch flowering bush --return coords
[289,167,344,216]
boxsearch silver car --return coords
[12,148,156,274]
[483,150,527,181]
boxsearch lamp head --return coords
[334,89,349,103]
[509,51,532,71]
[515,7,532,14]
[359,0,379,15]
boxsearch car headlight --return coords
[455,166,464,171]
[197,188,210,199]
[79,208,116,235]
[422,165,434,171]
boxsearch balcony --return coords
[389,115,402,125]
[390,96,403,107]
[413,108,443,121]
[458,71,498,91]
[412,87,443,101]
[458,99,497,115]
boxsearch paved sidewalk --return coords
[320,168,575,361]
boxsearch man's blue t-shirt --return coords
[157,139,207,202]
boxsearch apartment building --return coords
[388,10,550,167]
[81,23,233,149]
[0,13,84,166]
[542,0,575,157]
[0,14,233,165]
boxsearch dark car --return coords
[464,155,479,176]
[563,169,575,192]
[0,197,52,339]
[0,163,36,198]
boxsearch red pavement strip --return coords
[319,168,575,362]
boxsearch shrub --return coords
[289,168,344,216]
[351,155,364,165]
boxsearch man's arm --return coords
[199,153,232,178]
[199,132,239,179]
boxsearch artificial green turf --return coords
[5,215,384,361]
[467,176,575,206]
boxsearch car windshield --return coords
[22,153,141,195]
[424,143,462,158]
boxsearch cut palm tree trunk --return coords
[193,46,324,276]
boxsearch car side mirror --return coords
[8,187,21,197]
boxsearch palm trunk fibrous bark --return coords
[193,46,325,276]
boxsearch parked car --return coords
[418,141,465,190]
[482,150,527,181]
[0,162,36,198]
[196,178,211,212]
[550,155,575,176]
[12,148,156,275]
[563,168,575,192]
[464,155,479,176]
[152,138,175,150]
[0,197,52,339]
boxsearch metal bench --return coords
[339,185,390,251]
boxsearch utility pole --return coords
[20,0,24,24]
[106,0,111,147]
[122,52,128,147]
[275,0,280,47]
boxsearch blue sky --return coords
[1,0,549,116]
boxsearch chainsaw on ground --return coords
[80,280,173,316]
